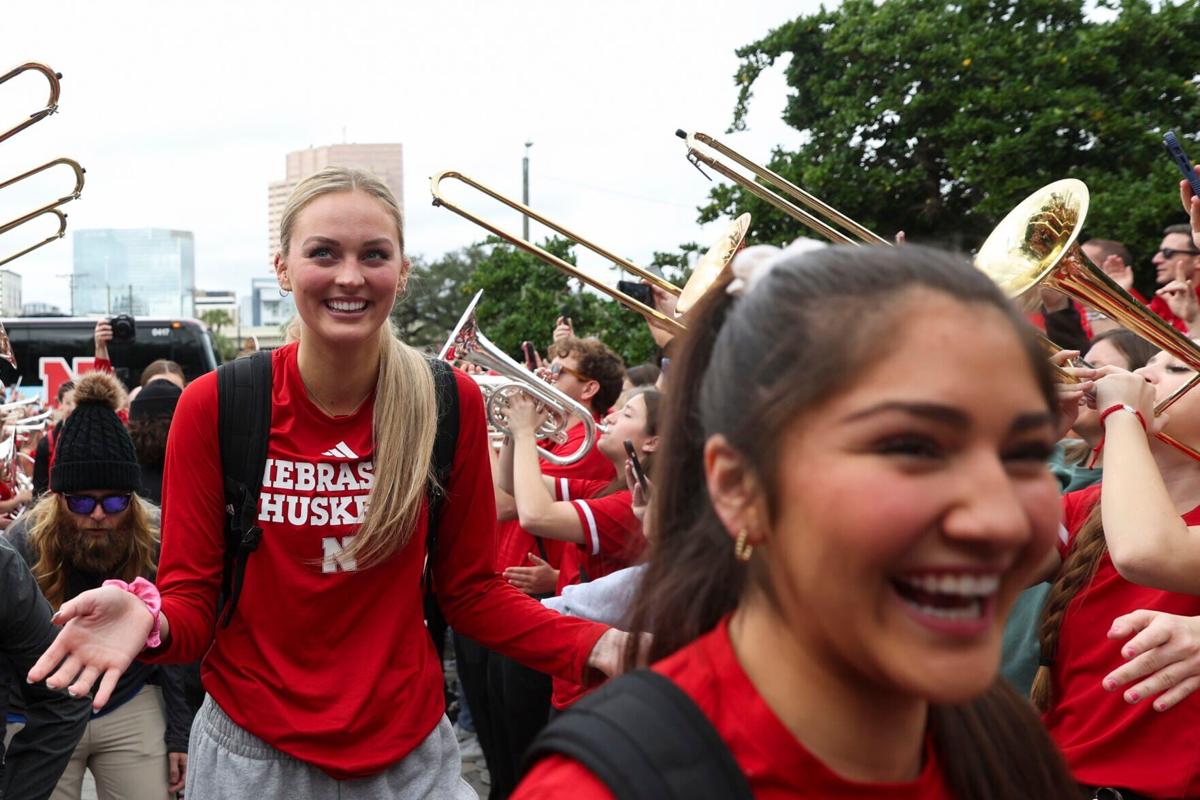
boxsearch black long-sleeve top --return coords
[0,537,90,800]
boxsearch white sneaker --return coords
[459,735,484,760]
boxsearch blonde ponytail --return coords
[340,323,438,567]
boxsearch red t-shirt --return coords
[549,477,645,708]
[1043,485,1200,797]
[1129,286,1193,334]
[515,618,954,799]
[146,343,607,779]
[493,416,614,574]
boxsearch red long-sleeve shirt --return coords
[146,343,606,778]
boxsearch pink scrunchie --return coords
[102,577,163,649]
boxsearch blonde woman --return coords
[28,168,622,799]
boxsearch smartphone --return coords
[522,341,537,370]
[616,280,655,309]
[1163,131,1200,198]
[624,439,649,494]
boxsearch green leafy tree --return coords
[707,0,1200,289]
[392,247,485,352]
[198,309,237,361]
[463,237,661,367]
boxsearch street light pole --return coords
[522,140,533,240]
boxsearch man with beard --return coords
[4,372,191,800]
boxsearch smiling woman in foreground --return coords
[517,245,1078,799]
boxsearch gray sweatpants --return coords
[187,696,477,800]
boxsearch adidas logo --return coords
[321,441,359,460]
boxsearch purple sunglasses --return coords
[63,493,132,515]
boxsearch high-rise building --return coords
[245,276,295,327]
[72,229,196,318]
[0,270,22,316]
[267,143,404,266]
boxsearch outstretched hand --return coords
[503,553,558,595]
[1156,261,1200,331]
[1104,609,1200,712]
[28,586,154,711]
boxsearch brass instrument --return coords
[0,63,61,145]
[430,170,750,331]
[0,158,85,269]
[976,179,1200,460]
[440,291,601,467]
[676,129,888,246]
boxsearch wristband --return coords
[1089,404,1149,468]
[102,577,162,649]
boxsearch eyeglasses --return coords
[548,362,592,383]
[1157,247,1200,259]
[63,493,132,516]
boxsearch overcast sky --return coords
[0,1,823,311]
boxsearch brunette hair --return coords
[56,380,75,404]
[277,166,436,568]
[1031,501,1104,712]
[548,336,625,415]
[625,363,661,388]
[28,492,157,609]
[625,244,1073,798]
[140,360,185,388]
[129,417,172,469]
[1164,223,1193,238]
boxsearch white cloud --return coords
[1,0,818,310]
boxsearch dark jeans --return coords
[453,633,552,800]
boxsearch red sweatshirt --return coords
[515,618,954,799]
[146,343,607,779]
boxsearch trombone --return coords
[0,63,62,145]
[430,170,750,332]
[676,129,889,246]
[440,291,599,466]
[975,179,1200,460]
[0,158,86,267]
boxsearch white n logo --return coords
[321,536,358,573]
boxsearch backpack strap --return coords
[523,669,753,800]
[216,351,273,628]
[423,357,459,588]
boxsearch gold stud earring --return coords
[734,529,753,562]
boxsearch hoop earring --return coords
[279,287,291,297]
[734,529,753,562]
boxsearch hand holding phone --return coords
[624,439,649,494]
[616,280,655,309]
[1164,131,1200,199]
[522,341,537,370]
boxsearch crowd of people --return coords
[2,164,1200,800]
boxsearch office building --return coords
[0,270,22,317]
[245,276,295,327]
[267,143,404,265]
[72,229,196,318]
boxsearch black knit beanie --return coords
[50,372,141,494]
[130,379,182,421]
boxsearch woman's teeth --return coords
[326,299,367,312]
[892,572,1000,621]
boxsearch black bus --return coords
[0,317,220,401]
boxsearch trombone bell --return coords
[675,213,751,315]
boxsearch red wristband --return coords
[1089,404,1149,468]
[1098,403,1147,432]
[102,577,162,649]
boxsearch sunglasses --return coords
[63,493,133,516]
[549,362,591,383]
[1157,247,1200,259]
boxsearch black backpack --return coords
[523,669,753,800]
[215,351,460,627]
